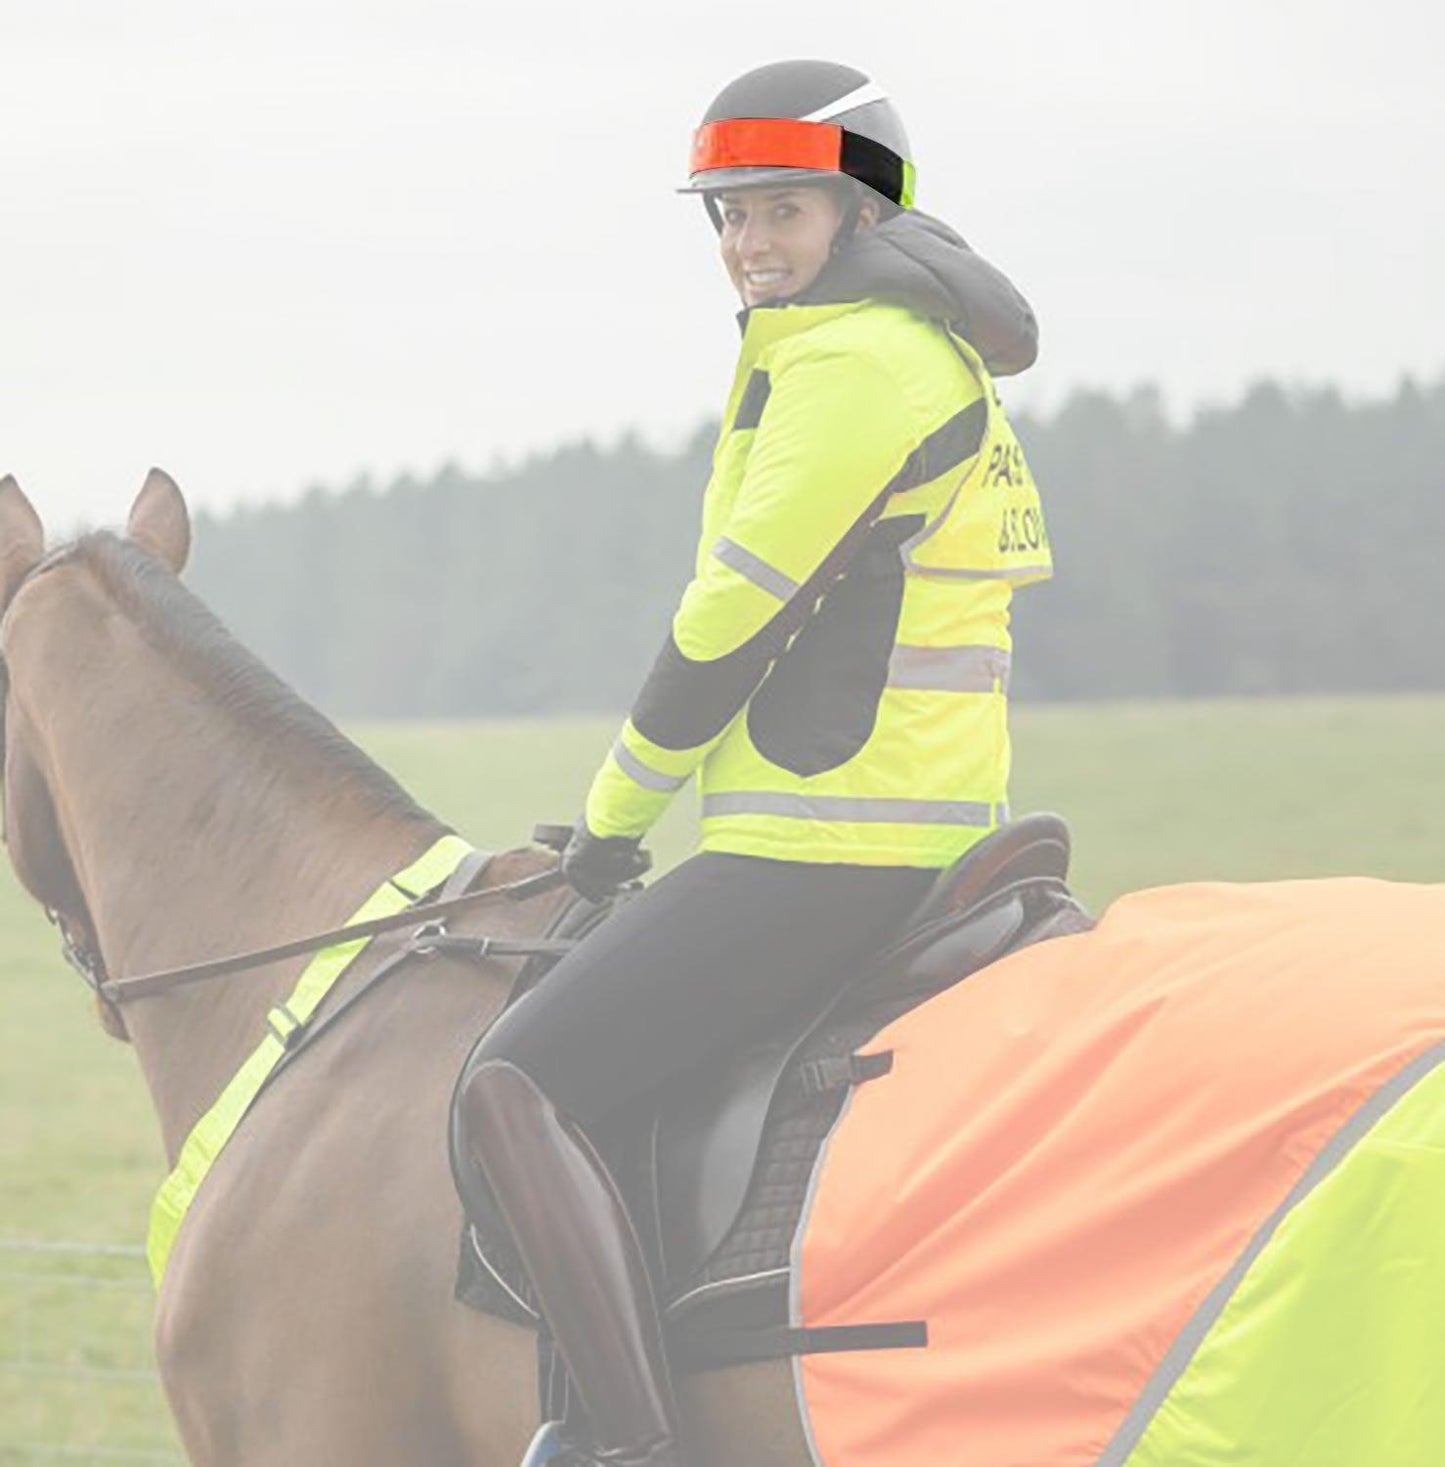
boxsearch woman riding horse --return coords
[458,59,1052,1466]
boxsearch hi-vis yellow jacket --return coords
[585,294,1051,868]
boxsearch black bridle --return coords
[0,545,117,1012]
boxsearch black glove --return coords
[561,820,652,904]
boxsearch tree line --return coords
[189,376,1445,718]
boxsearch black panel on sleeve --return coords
[630,631,780,752]
[733,370,772,431]
[896,398,987,491]
[631,479,903,751]
[630,400,982,753]
[747,515,923,775]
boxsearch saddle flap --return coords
[455,817,1091,1366]
[653,815,1084,1294]
[655,1027,813,1290]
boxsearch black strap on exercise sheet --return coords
[676,1320,930,1373]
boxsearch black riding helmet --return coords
[681,60,916,247]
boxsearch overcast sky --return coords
[2,0,1441,530]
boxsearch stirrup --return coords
[521,1421,568,1466]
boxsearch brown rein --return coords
[99,863,569,1007]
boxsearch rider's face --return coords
[718,184,877,308]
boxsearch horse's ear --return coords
[127,467,191,574]
[0,475,45,609]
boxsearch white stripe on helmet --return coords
[798,80,888,124]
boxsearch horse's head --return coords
[0,470,190,1038]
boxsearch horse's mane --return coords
[72,531,439,830]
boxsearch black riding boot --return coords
[463,1060,682,1467]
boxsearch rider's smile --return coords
[718,186,876,306]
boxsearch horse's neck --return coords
[137,811,441,1164]
[48,652,444,1163]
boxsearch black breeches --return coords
[471,852,935,1125]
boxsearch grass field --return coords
[1,694,1442,1456]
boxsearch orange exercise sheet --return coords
[793,879,1445,1464]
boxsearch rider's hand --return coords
[561,820,651,904]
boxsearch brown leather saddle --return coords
[452,813,1092,1368]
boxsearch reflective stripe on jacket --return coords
[585,296,1051,867]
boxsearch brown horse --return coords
[8,472,1442,1465]
[0,472,808,1466]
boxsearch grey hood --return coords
[796,209,1039,377]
